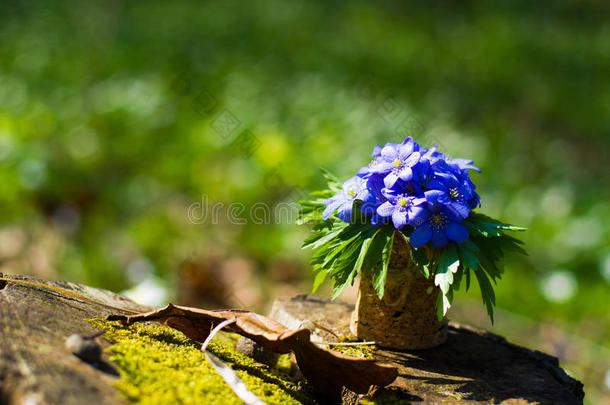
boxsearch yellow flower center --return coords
[393,159,402,168]
[431,213,447,230]
[348,190,356,198]
[398,197,408,207]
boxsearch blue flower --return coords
[424,161,474,219]
[359,175,386,214]
[323,136,482,243]
[409,205,469,248]
[369,138,422,188]
[323,176,376,222]
[419,145,447,165]
[376,192,427,229]
[370,145,383,158]
[449,158,481,173]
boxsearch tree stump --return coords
[0,274,149,405]
[270,295,585,405]
[0,275,585,405]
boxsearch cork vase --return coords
[350,231,448,350]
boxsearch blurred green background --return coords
[0,0,608,401]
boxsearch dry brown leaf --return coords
[107,304,398,398]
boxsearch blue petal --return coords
[410,223,433,248]
[369,162,393,174]
[371,145,382,158]
[424,189,446,204]
[412,197,427,206]
[392,209,408,229]
[426,179,448,192]
[451,158,473,165]
[381,186,400,200]
[356,187,374,203]
[342,176,364,194]
[376,201,395,217]
[322,197,344,220]
[400,136,414,146]
[381,145,397,161]
[398,167,413,182]
[431,230,449,248]
[435,172,459,188]
[356,166,371,178]
[359,200,378,215]
[397,141,414,160]
[446,222,469,243]
[407,206,429,226]
[468,192,481,209]
[404,151,421,167]
[337,202,353,222]
[448,202,470,220]
[464,164,481,173]
[413,161,431,184]
[451,158,481,172]
[383,172,399,188]
[458,183,473,200]
[370,214,386,227]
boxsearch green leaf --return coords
[465,213,526,238]
[461,238,479,252]
[302,225,345,249]
[465,220,502,237]
[321,234,361,267]
[328,236,364,299]
[434,244,460,295]
[330,265,358,300]
[308,190,335,198]
[320,168,342,192]
[373,230,395,299]
[311,270,327,293]
[352,228,380,276]
[481,222,526,231]
[409,243,431,278]
[452,264,463,290]
[362,225,394,276]
[458,241,479,272]
[474,267,496,323]
[498,234,528,256]
[436,289,451,321]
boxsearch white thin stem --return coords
[201,318,265,405]
[201,318,236,352]
[313,341,376,346]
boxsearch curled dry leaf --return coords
[107,304,398,398]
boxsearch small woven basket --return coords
[350,231,448,350]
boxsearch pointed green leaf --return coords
[319,168,342,192]
[474,267,496,323]
[312,271,327,293]
[362,225,394,275]
[458,243,480,272]
[352,228,380,275]
[373,231,394,299]
[434,244,460,295]
[407,234,431,278]
[436,290,451,321]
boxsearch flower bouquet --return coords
[298,137,526,349]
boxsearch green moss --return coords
[89,319,315,405]
[275,354,294,375]
[359,390,412,405]
[326,335,376,358]
[327,344,375,359]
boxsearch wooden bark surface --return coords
[0,275,149,405]
[0,275,586,405]
[270,295,585,405]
